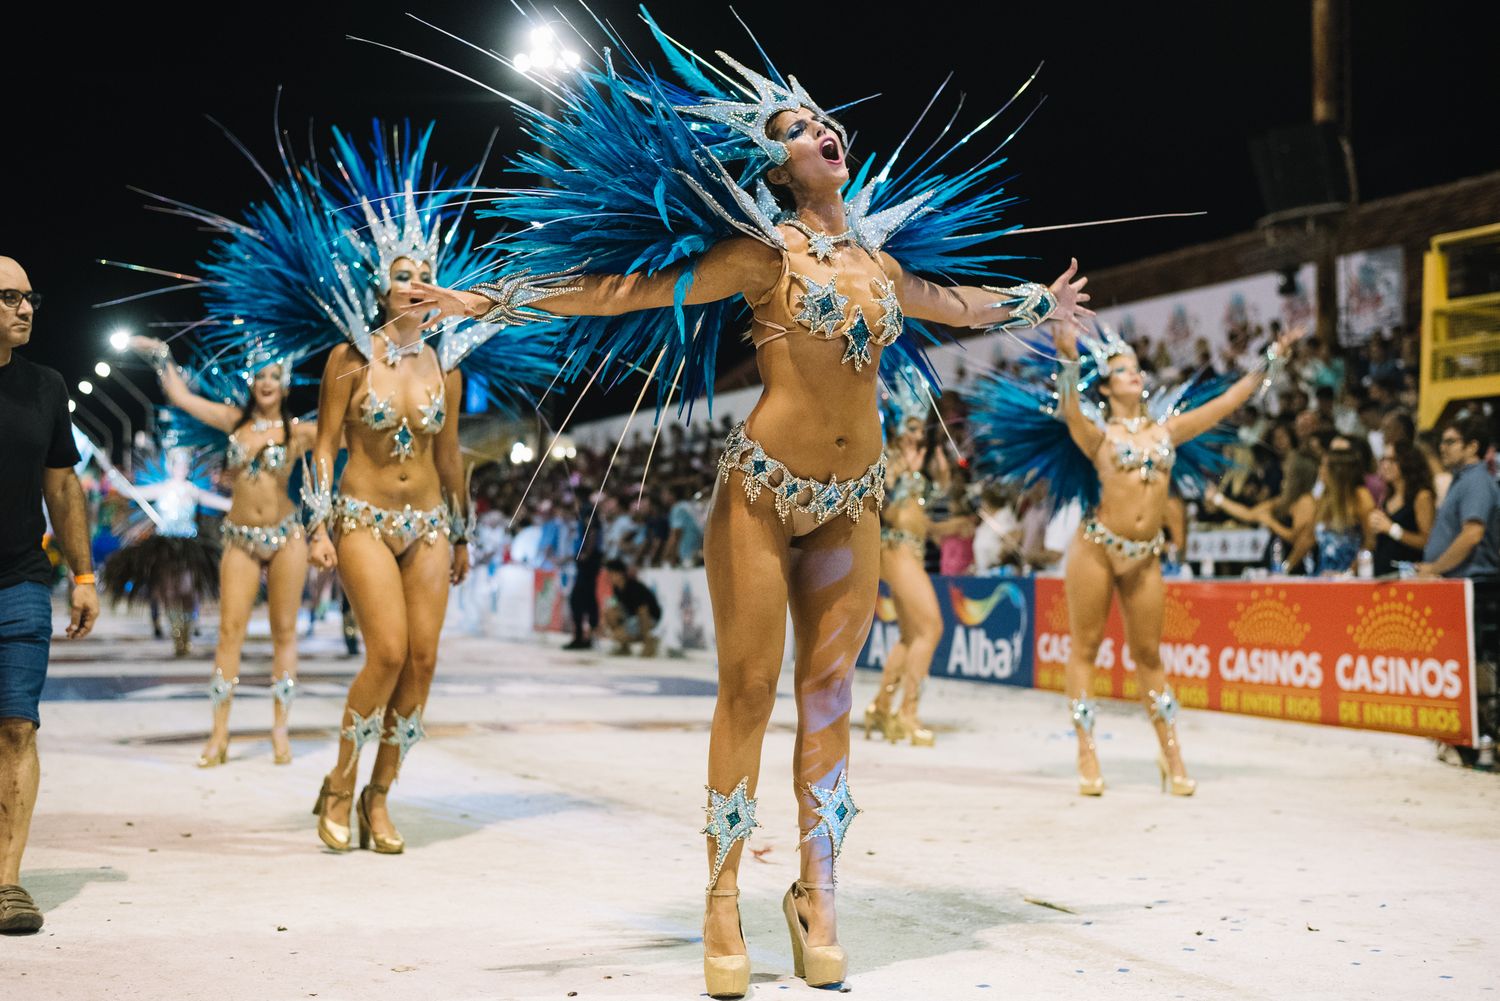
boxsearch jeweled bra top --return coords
[887,469,931,508]
[225,423,289,481]
[1106,419,1176,482]
[749,220,903,373]
[356,337,446,463]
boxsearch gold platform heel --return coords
[1148,687,1196,796]
[904,716,936,747]
[312,776,353,851]
[783,881,847,987]
[357,783,405,854]
[315,704,385,851]
[702,888,749,998]
[863,682,899,740]
[702,778,760,999]
[196,669,237,768]
[1071,698,1105,796]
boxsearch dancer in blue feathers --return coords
[111,114,554,847]
[298,123,555,856]
[966,316,1305,800]
[408,13,1093,990]
[126,335,315,767]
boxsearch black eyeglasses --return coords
[0,289,42,311]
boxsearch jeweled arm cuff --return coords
[1055,357,1083,414]
[982,282,1058,330]
[1254,341,1287,401]
[146,341,177,380]
[300,456,334,533]
[465,267,585,326]
[444,467,476,544]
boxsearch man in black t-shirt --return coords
[602,558,662,657]
[0,256,98,934]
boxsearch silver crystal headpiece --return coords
[676,52,846,166]
[351,180,445,291]
[1078,324,1136,373]
[243,338,294,389]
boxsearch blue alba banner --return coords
[860,575,1034,688]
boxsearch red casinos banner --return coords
[1032,577,1477,745]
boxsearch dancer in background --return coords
[101,445,226,656]
[110,117,552,851]
[129,336,314,766]
[865,388,943,747]
[968,318,1304,797]
[408,17,1092,990]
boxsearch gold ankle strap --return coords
[366,782,391,795]
[794,879,835,893]
[707,887,740,898]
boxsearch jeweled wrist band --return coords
[1255,342,1286,402]
[983,282,1057,331]
[300,456,334,534]
[465,266,584,326]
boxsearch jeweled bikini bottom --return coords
[717,421,885,525]
[335,496,449,551]
[1083,517,1165,562]
[220,511,305,562]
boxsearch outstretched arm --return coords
[1049,320,1106,458]
[1167,326,1306,445]
[129,336,241,433]
[413,238,782,323]
[195,487,232,513]
[883,256,1094,331]
[433,368,471,584]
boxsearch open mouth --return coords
[819,137,841,163]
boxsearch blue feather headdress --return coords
[422,5,1035,415]
[110,117,557,419]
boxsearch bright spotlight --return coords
[562,48,581,68]
[108,329,130,352]
[510,440,535,465]
[513,52,532,74]
[94,361,111,378]
[68,399,77,413]
[77,380,94,395]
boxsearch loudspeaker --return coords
[1250,123,1351,216]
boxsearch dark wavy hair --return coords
[233,365,296,445]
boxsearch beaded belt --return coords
[220,511,304,561]
[1083,518,1165,561]
[880,526,925,558]
[717,421,885,525]
[335,496,449,548]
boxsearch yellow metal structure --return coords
[1419,222,1500,428]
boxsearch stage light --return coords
[109,329,130,352]
[510,441,535,465]
[78,380,94,395]
[94,361,111,378]
[68,399,76,413]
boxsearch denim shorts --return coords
[0,581,53,728]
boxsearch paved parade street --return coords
[8,604,1498,1001]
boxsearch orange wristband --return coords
[73,573,96,585]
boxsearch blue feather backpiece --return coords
[456,5,1041,414]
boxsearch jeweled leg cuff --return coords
[1148,686,1180,726]
[703,777,760,891]
[383,706,427,771]
[1070,698,1097,734]
[271,676,297,710]
[207,668,238,709]
[800,770,860,884]
[340,705,386,775]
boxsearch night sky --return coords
[7,1,1494,427]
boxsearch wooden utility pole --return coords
[1311,0,1343,348]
